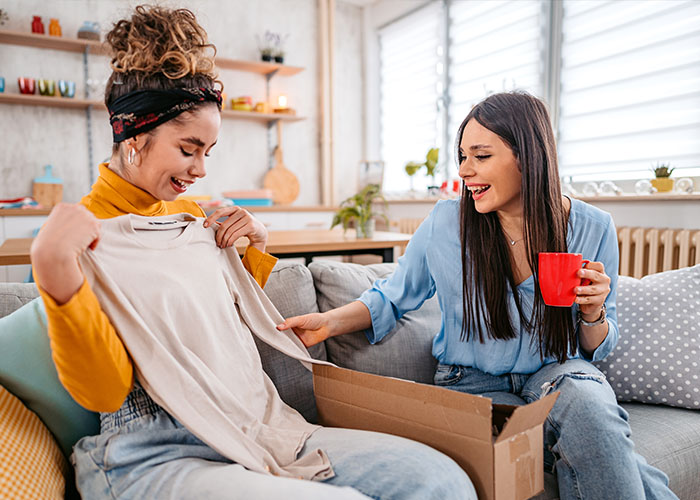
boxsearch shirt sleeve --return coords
[37,278,133,412]
[241,246,278,288]
[357,209,437,344]
[578,215,619,362]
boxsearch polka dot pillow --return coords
[594,264,700,409]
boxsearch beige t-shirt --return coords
[78,213,334,480]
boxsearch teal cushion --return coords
[0,298,100,458]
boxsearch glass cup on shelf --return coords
[581,181,600,197]
[674,177,694,194]
[634,179,656,195]
[599,180,622,196]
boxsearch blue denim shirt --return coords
[357,198,619,376]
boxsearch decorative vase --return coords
[261,53,272,62]
[650,178,674,193]
[274,55,284,64]
[31,15,44,34]
[48,18,62,37]
[356,219,375,239]
[77,21,100,41]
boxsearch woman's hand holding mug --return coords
[538,252,610,320]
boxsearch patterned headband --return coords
[108,87,222,143]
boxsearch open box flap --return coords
[313,365,493,440]
[494,392,559,443]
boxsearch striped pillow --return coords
[0,385,68,500]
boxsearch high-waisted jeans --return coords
[434,358,679,500]
[71,385,477,500]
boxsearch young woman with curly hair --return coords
[30,6,476,500]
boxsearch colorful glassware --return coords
[31,16,45,34]
[48,18,62,37]
[58,80,75,98]
[18,77,36,95]
[38,79,56,96]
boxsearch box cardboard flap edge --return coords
[313,364,493,440]
[495,391,559,443]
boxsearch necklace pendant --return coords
[510,240,516,246]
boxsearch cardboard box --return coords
[313,365,559,500]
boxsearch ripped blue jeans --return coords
[434,359,678,500]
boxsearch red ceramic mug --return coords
[538,252,591,307]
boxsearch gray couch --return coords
[1,260,699,499]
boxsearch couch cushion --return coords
[0,282,38,318]
[259,261,327,423]
[0,291,100,459]
[0,385,68,500]
[594,265,700,410]
[533,403,699,500]
[309,261,438,384]
[623,403,700,500]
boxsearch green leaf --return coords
[405,162,422,176]
[426,147,439,165]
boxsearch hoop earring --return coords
[128,147,136,165]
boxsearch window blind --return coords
[379,2,442,192]
[558,0,700,181]
[448,0,546,178]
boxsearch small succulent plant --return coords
[257,31,289,58]
[0,9,9,25]
[652,162,674,178]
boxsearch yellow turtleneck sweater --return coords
[38,164,278,412]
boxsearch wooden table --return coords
[0,230,412,267]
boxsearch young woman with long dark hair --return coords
[281,92,679,499]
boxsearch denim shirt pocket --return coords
[434,364,464,386]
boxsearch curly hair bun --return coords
[106,5,217,81]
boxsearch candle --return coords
[277,95,288,108]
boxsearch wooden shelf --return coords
[215,59,303,76]
[0,29,304,76]
[0,29,106,54]
[221,109,304,122]
[0,93,105,110]
[576,194,700,202]
[0,94,306,123]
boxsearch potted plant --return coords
[651,162,675,193]
[273,33,289,64]
[331,184,388,238]
[405,147,439,193]
[257,31,276,62]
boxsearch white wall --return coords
[333,0,364,203]
[0,0,364,205]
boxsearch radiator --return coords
[618,227,700,278]
[392,217,425,235]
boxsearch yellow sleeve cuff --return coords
[241,245,278,288]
